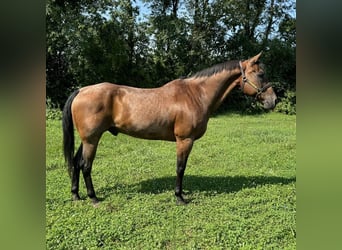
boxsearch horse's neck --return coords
[199,68,241,113]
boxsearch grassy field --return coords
[46,112,296,249]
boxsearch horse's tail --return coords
[62,90,80,177]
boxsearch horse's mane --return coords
[190,60,240,78]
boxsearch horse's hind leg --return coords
[80,139,100,204]
[71,143,83,201]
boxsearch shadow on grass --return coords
[95,175,295,202]
[137,175,295,195]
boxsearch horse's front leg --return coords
[175,137,194,205]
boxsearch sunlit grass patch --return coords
[46,112,296,249]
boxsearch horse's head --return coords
[239,52,277,109]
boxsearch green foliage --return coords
[46,113,296,249]
[275,90,296,115]
[263,39,296,90]
[46,98,62,120]
[46,0,296,113]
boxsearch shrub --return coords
[46,98,62,120]
[275,90,296,115]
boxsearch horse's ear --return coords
[248,51,263,65]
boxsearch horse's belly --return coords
[117,121,176,141]
[112,95,176,140]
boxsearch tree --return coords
[46,0,296,113]
[46,0,144,105]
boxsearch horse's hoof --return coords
[91,197,100,207]
[92,201,100,207]
[176,200,188,205]
[72,194,81,201]
[176,197,188,205]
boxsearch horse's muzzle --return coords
[263,94,277,109]
[263,100,276,110]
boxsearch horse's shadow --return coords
[135,175,295,195]
[96,175,295,201]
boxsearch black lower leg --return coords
[82,164,99,204]
[71,166,81,200]
[175,158,187,204]
[71,144,82,201]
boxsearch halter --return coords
[239,61,272,98]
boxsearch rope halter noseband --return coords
[239,61,272,98]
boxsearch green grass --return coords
[46,112,296,249]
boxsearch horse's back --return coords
[110,82,180,140]
[71,80,206,141]
[71,82,177,141]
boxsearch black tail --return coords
[62,90,80,176]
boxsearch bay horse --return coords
[62,52,276,205]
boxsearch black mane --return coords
[190,60,240,78]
